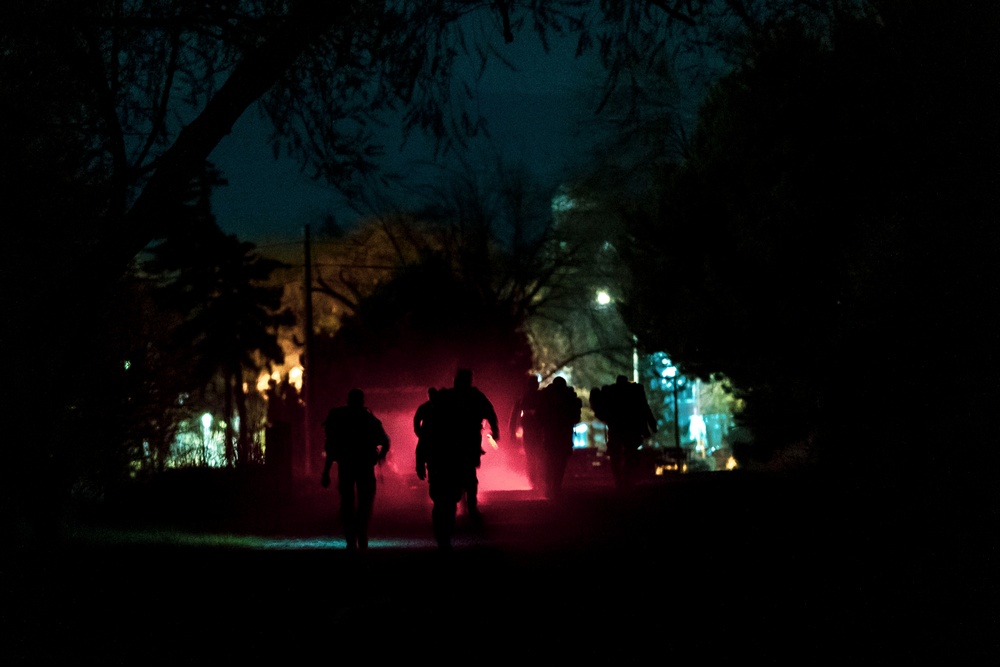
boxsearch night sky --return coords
[209,29,603,244]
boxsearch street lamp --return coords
[201,413,213,466]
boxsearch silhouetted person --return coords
[509,373,543,491]
[415,368,499,548]
[591,375,657,489]
[265,378,301,487]
[414,387,438,442]
[536,376,583,499]
[413,386,442,508]
[264,378,304,476]
[320,388,390,553]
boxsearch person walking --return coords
[509,373,543,492]
[590,375,657,489]
[320,388,390,553]
[535,376,583,499]
[415,368,499,548]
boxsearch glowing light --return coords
[476,444,532,491]
[201,413,212,429]
[288,365,304,391]
[726,456,739,471]
[690,414,707,457]
[596,290,612,306]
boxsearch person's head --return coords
[552,376,567,389]
[454,368,473,389]
[616,375,629,385]
[347,388,365,408]
[427,387,438,400]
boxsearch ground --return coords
[3,464,994,663]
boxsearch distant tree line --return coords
[572,2,998,501]
[2,0,994,545]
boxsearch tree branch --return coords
[548,345,635,377]
[121,2,346,264]
[647,0,698,27]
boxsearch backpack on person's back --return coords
[323,405,389,467]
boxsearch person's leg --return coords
[465,466,480,520]
[622,445,641,488]
[557,439,576,493]
[431,499,458,549]
[525,439,543,491]
[355,473,376,551]
[337,471,357,550]
[608,442,626,489]
[429,472,461,549]
[548,449,571,498]
[540,447,555,498]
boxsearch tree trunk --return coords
[236,376,251,467]
[224,373,236,467]
[119,2,346,267]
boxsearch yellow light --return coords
[288,366,304,391]
[726,456,739,471]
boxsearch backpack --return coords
[323,406,388,465]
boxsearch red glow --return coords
[477,439,532,491]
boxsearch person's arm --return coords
[508,399,521,437]
[485,398,500,441]
[413,404,424,437]
[378,432,391,462]
[320,452,334,487]
[644,400,657,434]
[415,441,427,480]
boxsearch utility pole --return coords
[303,224,315,476]
[632,335,639,384]
[672,378,680,450]
[665,365,681,449]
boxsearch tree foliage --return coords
[1,0,603,273]
[4,0,581,528]
[309,160,552,416]
[607,3,999,475]
[309,156,643,415]
[6,0,991,535]
[143,165,293,466]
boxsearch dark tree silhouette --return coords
[308,156,642,421]
[143,166,294,467]
[1,2,599,536]
[607,5,998,498]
